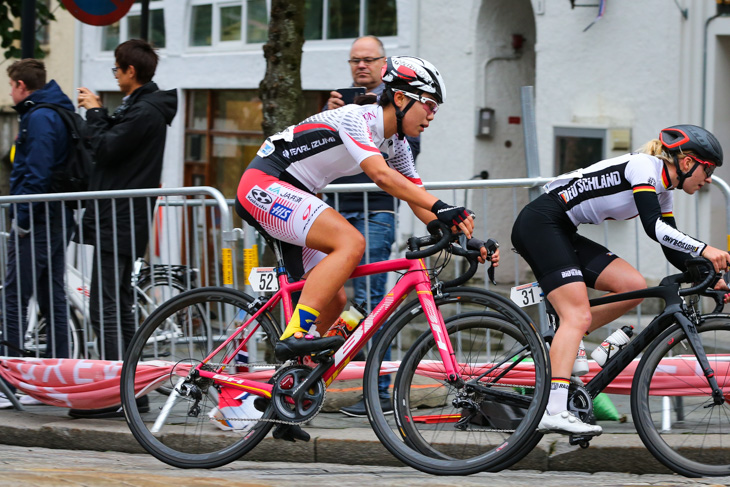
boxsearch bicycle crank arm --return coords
[291,357,332,402]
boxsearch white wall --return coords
[529,0,723,280]
[73,0,730,281]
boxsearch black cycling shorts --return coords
[511,193,619,296]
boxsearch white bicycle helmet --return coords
[381,56,446,104]
[381,56,446,139]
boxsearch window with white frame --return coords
[189,0,268,47]
[101,0,166,51]
[187,0,397,48]
[305,0,397,40]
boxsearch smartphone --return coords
[337,87,366,105]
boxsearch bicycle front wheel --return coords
[632,315,730,477]
[121,287,281,469]
[364,287,549,475]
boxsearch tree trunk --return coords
[259,0,305,138]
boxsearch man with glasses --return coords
[323,37,420,417]
[70,40,177,418]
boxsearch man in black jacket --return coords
[77,39,177,363]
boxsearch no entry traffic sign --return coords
[60,0,135,26]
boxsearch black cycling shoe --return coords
[274,333,344,362]
[272,424,311,442]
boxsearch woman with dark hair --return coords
[236,56,496,362]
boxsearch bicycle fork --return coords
[415,281,462,384]
[674,311,725,405]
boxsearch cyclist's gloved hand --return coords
[431,200,471,227]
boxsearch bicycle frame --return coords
[193,256,462,400]
[579,281,723,402]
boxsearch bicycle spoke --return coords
[633,317,730,477]
[121,287,281,469]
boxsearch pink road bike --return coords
[120,221,549,475]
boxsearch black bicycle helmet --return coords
[381,56,446,139]
[659,125,723,189]
[659,124,723,167]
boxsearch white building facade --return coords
[73,0,730,281]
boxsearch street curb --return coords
[0,409,680,475]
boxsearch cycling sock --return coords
[280,304,320,339]
[545,377,570,415]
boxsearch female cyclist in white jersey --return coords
[236,56,495,362]
[512,124,729,435]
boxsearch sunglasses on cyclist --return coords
[686,154,715,178]
[393,90,440,116]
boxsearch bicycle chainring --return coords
[567,382,594,424]
[271,364,326,424]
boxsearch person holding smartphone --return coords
[323,37,421,417]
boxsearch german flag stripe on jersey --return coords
[662,211,674,218]
[661,166,671,188]
[632,184,656,194]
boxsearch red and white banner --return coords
[2,354,729,409]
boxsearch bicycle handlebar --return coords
[405,220,453,259]
[677,257,719,297]
[405,221,499,287]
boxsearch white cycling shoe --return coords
[538,410,602,435]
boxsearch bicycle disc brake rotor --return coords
[568,383,594,423]
[271,365,326,423]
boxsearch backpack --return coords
[30,103,95,194]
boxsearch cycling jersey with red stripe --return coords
[543,152,706,257]
[250,104,421,193]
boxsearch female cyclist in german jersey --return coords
[512,125,729,435]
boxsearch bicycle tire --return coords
[363,287,549,475]
[134,276,206,395]
[134,274,194,327]
[121,287,281,469]
[632,314,730,477]
[26,310,83,359]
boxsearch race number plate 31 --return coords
[510,282,544,307]
[248,267,279,293]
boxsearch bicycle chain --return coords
[200,360,325,426]
[197,362,526,430]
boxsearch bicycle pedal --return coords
[310,350,335,363]
[253,397,270,413]
[568,433,599,447]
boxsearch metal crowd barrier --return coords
[0,187,235,361]
[1,177,727,360]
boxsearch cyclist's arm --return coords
[633,188,708,267]
[361,156,474,238]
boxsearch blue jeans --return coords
[346,212,395,399]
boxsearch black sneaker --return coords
[274,333,344,361]
[339,396,393,418]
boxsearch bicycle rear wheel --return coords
[632,315,730,477]
[25,310,83,359]
[121,287,281,469]
[364,287,549,475]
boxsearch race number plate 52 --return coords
[248,267,279,292]
[510,282,544,307]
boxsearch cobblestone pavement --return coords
[0,444,729,487]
